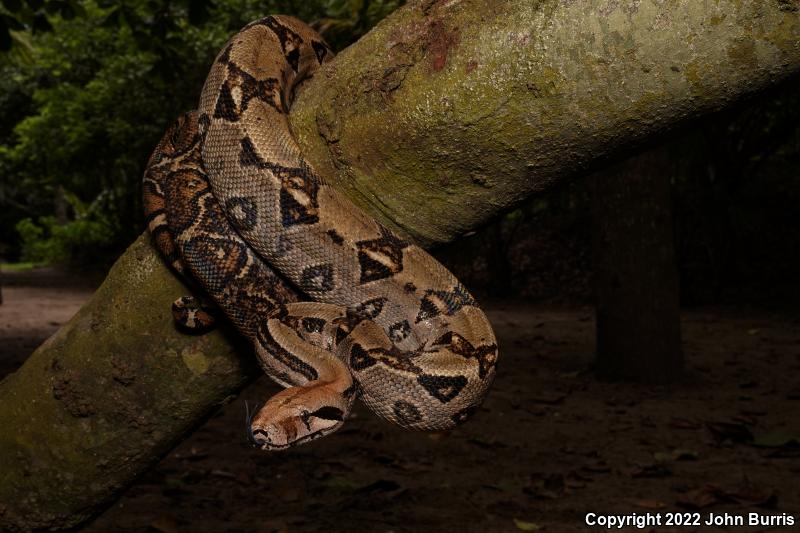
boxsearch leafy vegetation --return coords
[0,0,403,267]
[15,186,115,265]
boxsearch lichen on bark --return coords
[290,0,800,246]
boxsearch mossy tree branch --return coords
[1,0,798,530]
[291,0,800,245]
[0,235,254,531]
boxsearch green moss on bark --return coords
[0,235,258,531]
[291,0,800,247]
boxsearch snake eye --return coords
[309,406,344,422]
[299,406,344,426]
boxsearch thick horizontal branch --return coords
[291,0,800,246]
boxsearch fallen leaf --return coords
[672,449,699,460]
[752,432,800,448]
[631,463,671,478]
[513,518,541,531]
[524,473,565,499]
[468,436,506,448]
[651,449,697,463]
[149,515,179,533]
[732,414,758,426]
[670,417,702,430]
[677,483,777,510]
[322,475,361,491]
[172,447,209,461]
[210,469,236,480]
[530,392,566,405]
[677,484,724,509]
[633,499,667,509]
[728,485,777,508]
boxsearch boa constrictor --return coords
[143,16,498,450]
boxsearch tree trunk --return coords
[54,185,69,225]
[1,1,798,530]
[592,144,683,383]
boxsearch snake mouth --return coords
[248,405,346,450]
[250,428,283,450]
[250,427,328,450]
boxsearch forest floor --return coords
[1,267,799,533]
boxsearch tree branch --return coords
[0,235,256,531]
[291,0,800,245]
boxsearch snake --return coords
[143,16,498,450]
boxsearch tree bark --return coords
[291,0,800,246]
[592,144,683,383]
[0,235,257,531]
[1,0,798,530]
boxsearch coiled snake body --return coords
[143,16,498,450]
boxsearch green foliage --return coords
[0,260,40,271]
[314,0,406,49]
[0,0,404,265]
[1,0,85,51]
[15,189,115,266]
[16,216,114,266]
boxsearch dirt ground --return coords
[1,268,799,533]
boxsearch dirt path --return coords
[2,271,799,532]
[0,268,99,377]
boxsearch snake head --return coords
[248,388,347,450]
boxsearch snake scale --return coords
[143,16,498,450]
